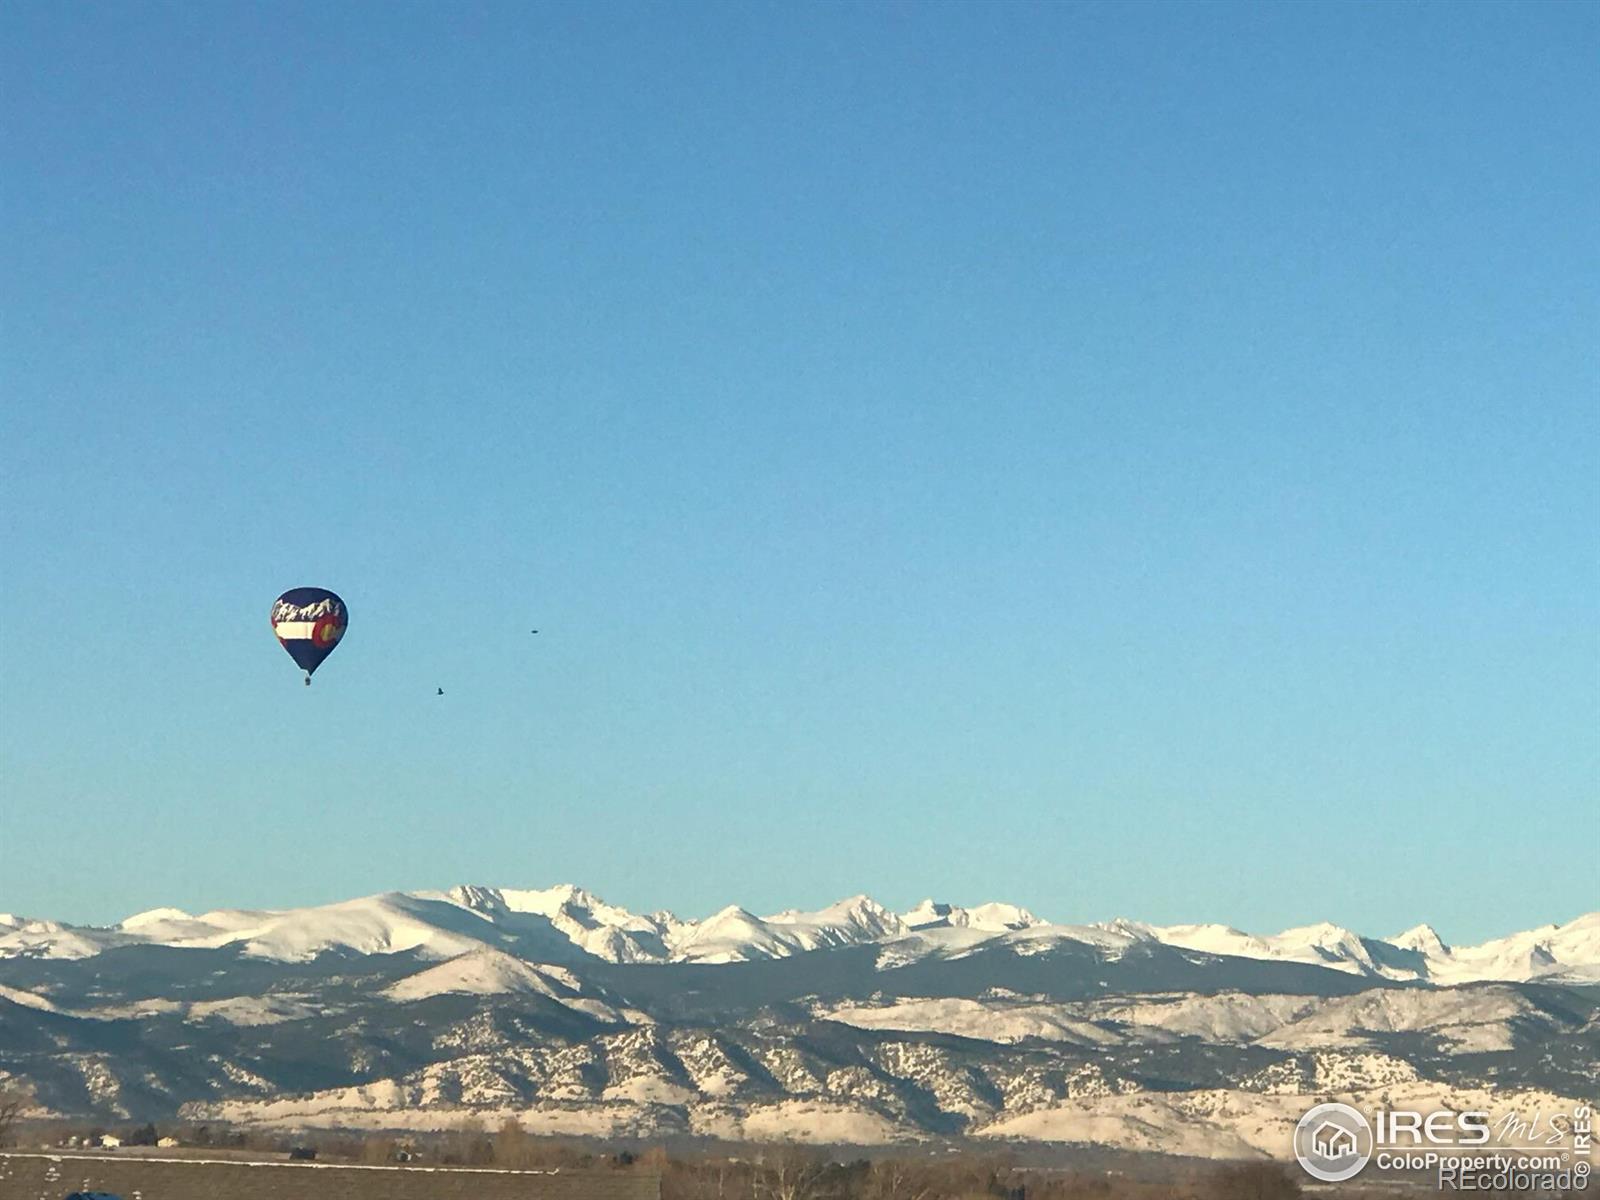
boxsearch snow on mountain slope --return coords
[667,906,799,963]
[5,919,1595,1148]
[767,895,907,941]
[186,995,322,1026]
[444,885,677,964]
[902,900,1042,932]
[1255,985,1545,1053]
[182,1032,1591,1159]
[382,947,628,1024]
[1125,920,1421,979]
[820,997,1124,1045]
[1393,923,1450,956]
[185,894,497,961]
[975,1081,1590,1160]
[385,949,577,1002]
[1120,915,1596,984]
[1267,922,1421,977]
[2,885,1595,984]
[650,895,899,963]
[820,985,1566,1053]
[1426,912,1600,985]
[119,907,196,931]
[873,918,1149,973]
[3,893,532,965]
[1124,921,1272,961]
[0,915,121,960]
[864,926,999,969]
[0,982,66,1013]
[1089,992,1318,1042]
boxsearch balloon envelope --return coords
[270,587,348,677]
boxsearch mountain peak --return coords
[1393,923,1451,956]
[904,899,951,928]
[1282,920,1357,941]
[121,907,195,930]
[700,904,761,928]
[904,899,1043,933]
[781,894,902,932]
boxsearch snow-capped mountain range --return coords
[2,885,1595,1156]
[2,884,1595,985]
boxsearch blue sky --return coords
[2,2,1595,943]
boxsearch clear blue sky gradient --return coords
[3,2,1595,942]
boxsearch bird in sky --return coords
[436,687,444,696]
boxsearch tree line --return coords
[3,1105,1583,1200]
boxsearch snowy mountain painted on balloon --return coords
[0,886,1595,1156]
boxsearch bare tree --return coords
[0,1085,32,1149]
[444,1115,493,1165]
[662,1151,756,1200]
[865,1159,936,1200]
[493,1116,531,1168]
[755,1144,835,1200]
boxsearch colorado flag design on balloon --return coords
[270,587,348,680]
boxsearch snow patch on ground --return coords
[822,997,1121,1046]
[734,1100,908,1144]
[0,983,66,1013]
[187,995,321,1026]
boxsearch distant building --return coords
[157,1136,180,1148]
[98,1134,122,1149]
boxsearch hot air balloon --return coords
[270,587,348,685]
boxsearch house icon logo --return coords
[1294,1102,1374,1182]
[1313,1120,1358,1158]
